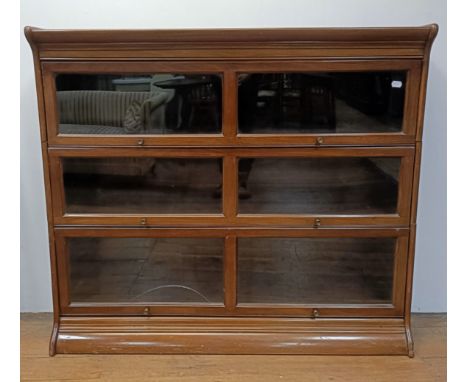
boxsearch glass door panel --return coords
[55,73,222,135]
[238,237,395,305]
[67,237,224,304]
[238,72,406,134]
[61,157,222,214]
[238,157,401,215]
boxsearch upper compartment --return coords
[26,25,438,147]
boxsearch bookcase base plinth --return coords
[54,316,410,356]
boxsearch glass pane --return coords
[68,237,224,303]
[55,73,222,135]
[238,72,406,134]
[238,237,395,304]
[238,157,400,214]
[62,158,222,214]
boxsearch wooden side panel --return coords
[25,27,62,357]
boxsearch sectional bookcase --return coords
[25,25,437,355]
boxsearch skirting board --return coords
[53,316,411,356]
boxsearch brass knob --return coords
[143,307,150,315]
[313,309,319,318]
[140,218,147,225]
[314,218,321,228]
[137,139,144,146]
[316,137,324,145]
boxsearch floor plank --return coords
[21,313,446,382]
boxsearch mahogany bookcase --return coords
[25,25,437,356]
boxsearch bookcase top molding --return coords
[25,24,438,61]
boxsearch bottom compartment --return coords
[65,236,396,307]
[52,227,411,355]
[56,229,407,313]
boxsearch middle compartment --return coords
[48,146,414,227]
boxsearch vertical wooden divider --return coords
[222,71,238,310]
[222,71,238,142]
[223,156,238,221]
[222,70,239,222]
[224,235,237,310]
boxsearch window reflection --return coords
[62,158,222,214]
[60,156,401,216]
[68,237,224,303]
[238,72,406,134]
[238,157,401,214]
[238,237,395,304]
[56,74,222,135]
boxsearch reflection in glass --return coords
[67,237,224,303]
[62,158,222,214]
[238,157,400,214]
[55,73,222,135]
[238,72,406,134]
[238,237,395,304]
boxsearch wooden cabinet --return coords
[25,25,437,356]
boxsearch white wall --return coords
[20,0,447,312]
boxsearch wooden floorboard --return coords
[21,313,446,382]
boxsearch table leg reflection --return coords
[213,158,254,200]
